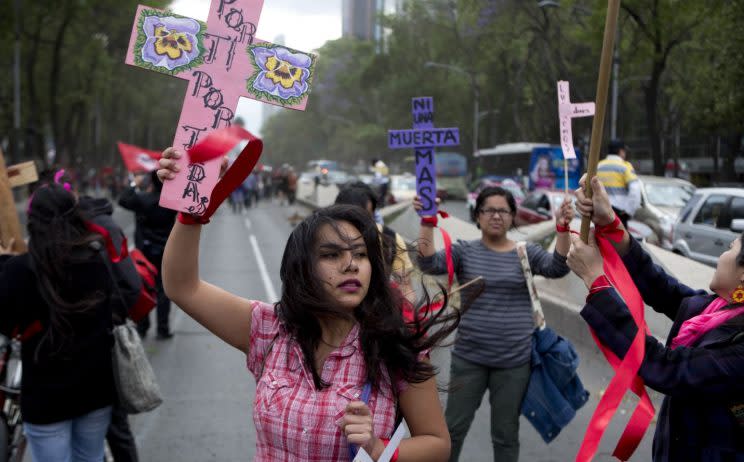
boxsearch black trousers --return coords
[106,404,139,462]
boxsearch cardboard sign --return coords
[557,81,595,160]
[7,161,38,188]
[125,1,317,213]
[388,97,460,216]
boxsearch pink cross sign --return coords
[557,81,595,160]
[125,0,317,213]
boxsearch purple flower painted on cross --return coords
[247,44,315,105]
[138,13,204,73]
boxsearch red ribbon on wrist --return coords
[556,222,570,233]
[177,212,210,225]
[595,214,623,242]
[420,210,450,227]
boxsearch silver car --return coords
[672,188,744,267]
[631,175,696,249]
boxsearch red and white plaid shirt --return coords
[247,301,403,462]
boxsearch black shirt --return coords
[0,253,116,424]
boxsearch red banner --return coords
[117,142,162,173]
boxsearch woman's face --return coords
[314,220,372,311]
[477,195,513,239]
[710,237,744,301]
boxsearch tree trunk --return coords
[49,1,74,165]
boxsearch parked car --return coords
[514,189,575,227]
[672,188,744,267]
[631,175,696,249]
[326,170,356,188]
[467,177,525,222]
[389,174,417,204]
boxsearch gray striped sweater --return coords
[418,240,569,368]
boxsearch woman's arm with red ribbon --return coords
[575,177,703,320]
[158,147,256,354]
[582,287,744,400]
[412,196,460,278]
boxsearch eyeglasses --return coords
[479,208,512,219]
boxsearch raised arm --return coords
[573,176,702,319]
[582,288,744,399]
[159,148,254,353]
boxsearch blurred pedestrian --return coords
[596,139,641,228]
[119,170,177,339]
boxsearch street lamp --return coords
[537,0,560,8]
[424,61,480,157]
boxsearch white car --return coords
[389,174,417,204]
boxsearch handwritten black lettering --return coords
[181,125,207,150]
[212,107,235,129]
[419,186,434,210]
[191,71,213,97]
[203,87,225,110]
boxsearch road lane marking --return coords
[244,217,252,229]
[249,234,278,302]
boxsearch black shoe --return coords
[156,330,174,340]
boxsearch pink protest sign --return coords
[557,81,595,160]
[125,1,317,213]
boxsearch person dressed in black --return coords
[79,194,142,462]
[0,183,117,461]
[119,170,177,339]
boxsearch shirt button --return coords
[303,428,308,435]
[354,393,360,398]
[271,381,277,386]
[530,411,535,417]
[548,432,552,437]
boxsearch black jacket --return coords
[0,251,116,424]
[118,187,176,255]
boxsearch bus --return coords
[474,143,584,191]
[403,151,468,199]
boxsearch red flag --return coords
[117,142,162,173]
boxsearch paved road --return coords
[110,199,660,461]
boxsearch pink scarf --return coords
[671,297,744,349]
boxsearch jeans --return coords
[445,354,531,462]
[24,406,112,462]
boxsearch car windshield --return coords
[645,183,695,207]
[392,176,417,191]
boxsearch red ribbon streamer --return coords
[575,225,655,462]
[185,125,264,221]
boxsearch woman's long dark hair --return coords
[277,204,460,390]
[27,183,105,348]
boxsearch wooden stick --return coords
[0,146,27,253]
[564,158,569,195]
[447,275,484,296]
[580,0,621,243]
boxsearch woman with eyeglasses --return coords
[414,186,573,462]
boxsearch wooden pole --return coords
[580,0,621,243]
[0,146,27,253]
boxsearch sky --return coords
[168,0,343,135]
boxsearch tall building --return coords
[342,0,402,42]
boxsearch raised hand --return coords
[156,147,229,183]
[575,175,615,226]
